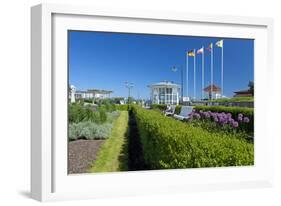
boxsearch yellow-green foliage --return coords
[132,106,254,169]
[211,97,254,103]
[115,104,130,111]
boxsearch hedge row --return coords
[115,104,130,111]
[132,105,254,169]
[210,97,254,103]
[151,104,182,114]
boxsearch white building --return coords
[69,85,112,102]
[148,81,180,105]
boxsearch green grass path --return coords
[88,111,129,172]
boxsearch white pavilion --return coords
[148,81,180,105]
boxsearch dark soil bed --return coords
[68,139,105,174]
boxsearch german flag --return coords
[187,50,195,57]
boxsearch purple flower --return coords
[219,116,227,125]
[228,116,233,122]
[226,113,232,118]
[192,109,196,113]
[204,112,210,118]
[228,118,234,124]
[243,117,250,123]
[232,121,239,128]
[211,113,218,119]
[238,116,243,122]
[214,117,219,122]
[238,113,243,118]
[194,113,201,119]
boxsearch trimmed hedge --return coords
[211,97,254,103]
[115,104,130,111]
[151,104,167,111]
[132,105,254,169]
[151,104,182,115]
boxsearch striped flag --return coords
[216,39,224,97]
[216,40,223,48]
[205,43,213,52]
[197,47,204,54]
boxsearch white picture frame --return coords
[31,3,274,202]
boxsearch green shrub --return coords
[211,97,254,103]
[69,103,117,124]
[151,104,182,115]
[69,121,113,140]
[151,104,167,111]
[69,103,85,123]
[99,108,107,123]
[175,105,182,114]
[131,105,254,169]
[104,102,115,112]
[115,104,129,111]
[84,99,93,103]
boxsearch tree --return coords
[127,96,134,104]
[248,81,254,96]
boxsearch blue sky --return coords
[69,31,254,99]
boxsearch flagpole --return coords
[194,49,196,100]
[221,43,224,98]
[202,46,204,100]
[186,50,189,99]
[211,44,213,100]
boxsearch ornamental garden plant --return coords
[187,108,253,141]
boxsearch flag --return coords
[216,40,223,48]
[187,50,195,57]
[205,43,213,51]
[197,47,204,54]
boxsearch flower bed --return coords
[131,105,254,169]
[193,106,253,133]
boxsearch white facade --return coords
[75,91,111,100]
[69,85,112,102]
[148,81,180,105]
[70,85,76,103]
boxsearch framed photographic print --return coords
[31,3,274,201]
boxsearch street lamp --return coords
[125,81,134,104]
[171,66,183,104]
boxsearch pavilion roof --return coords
[87,89,113,94]
[203,84,221,93]
[234,89,251,94]
[148,80,180,88]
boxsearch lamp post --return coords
[125,81,134,104]
[171,66,183,104]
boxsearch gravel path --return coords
[68,140,105,174]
